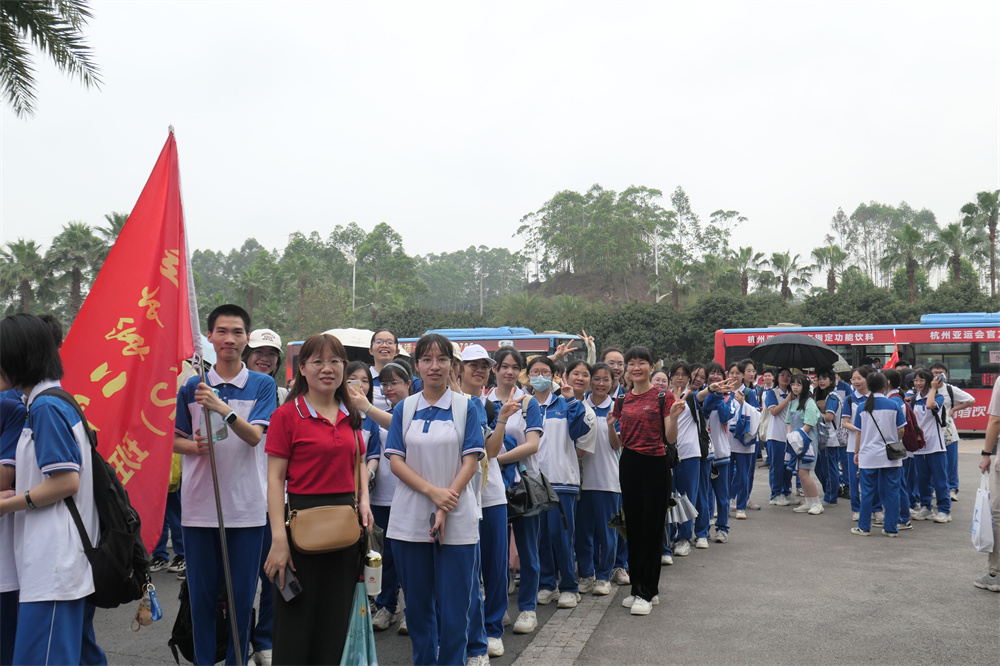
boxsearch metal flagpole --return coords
[178,124,244,666]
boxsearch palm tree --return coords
[729,246,767,296]
[280,252,323,331]
[879,224,927,304]
[96,211,129,247]
[694,254,738,294]
[961,190,1000,295]
[0,238,54,312]
[234,264,270,321]
[658,256,693,311]
[497,292,545,327]
[769,251,813,302]
[0,0,102,118]
[811,239,850,294]
[932,222,988,284]
[47,221,105,320]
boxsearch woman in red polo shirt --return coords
[608,346,684,617]
[263,333,373,664]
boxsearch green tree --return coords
[811,237,850,294]
[495,292,546,330]
[879,223,927,304]
[96,210,129,248]
[729,246,767,296]
[0,0,102,117]
[961,189,1000,296]
[932,222,987,284]
[0,238,54,313]
[46,221,104,320]
[769,251,813,302]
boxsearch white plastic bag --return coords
[971,473,994,553]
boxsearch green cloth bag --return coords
[340,581,378,666]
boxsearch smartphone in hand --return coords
[279,565,302,602]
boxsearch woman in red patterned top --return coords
[608,346,684,617]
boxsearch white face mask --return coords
[530,375,553,392]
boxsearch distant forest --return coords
[3,186,998,361]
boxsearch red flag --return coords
[886,328,899,370]
[61,130,194,552]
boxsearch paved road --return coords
[98,440,999,665]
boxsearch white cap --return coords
[461,344,496,367]
[247,329,282,350]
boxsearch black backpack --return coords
[685,392,711,459]
[32,388,150,609]
[168,579,255,664]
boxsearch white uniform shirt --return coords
[764,388,790,443]
[911,392,946,454]
[853,393,906,469]
[581,396,620,493]
[14,381,98,602]
[385,390,484,545]
[485,387,543,479]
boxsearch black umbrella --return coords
[748,333,840,370]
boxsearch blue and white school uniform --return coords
[911,391,950,516]
[764,388,792,499]
[486,387,544,612]
[702,393,734,535]
[845,391,866,513]
[730,389,759,512]
[576,395,619,583]
[887,391,915,527]
[535,392,594,595]
[175,364,276,666]
[853,394,906,533]
[386,389,484,666]
[0,394,25,666]
[14,381,104,666]
[365,411,406,617]
[670,391,702,544]
[822,391,848,504]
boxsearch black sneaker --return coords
[168,555,186,573]
[176,568,187,581]
[149,556,169,573]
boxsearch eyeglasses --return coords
[307,359,345,370]
[528,370,552,378]
[251,349,279,360]
[372,339,396,347]
[605,361,625,368]
[383,380,406,389]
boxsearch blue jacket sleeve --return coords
[702,392,725,415]
[565,396,592,441]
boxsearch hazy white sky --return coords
[2,0,998,270]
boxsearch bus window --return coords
[914,342,973,384]
[978,341,1000,368]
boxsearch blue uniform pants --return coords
[614,494,629,569]
[669,457,700,542]
[153,488,184,560]
[466,538,488,659]
[539,490,579,593]
[511,512,541,611]
[252,516,273,652]
[946,441,960,492]
[823,447,845,503]
[372,505,401,613]
[899,457,914,523]
[848,453,861,512]
[767,440,792,497]
[1,590,17,666]
[711,460,731,533]
[694,457,713,539]
[905,456,920,508]
[859,467,901,533]
[731,452,755,511]
[467,504,507,647]
[14,598,105,666]
[395,541,476,666]
[575,490,618,581]
[184,525,264,666]
[916,450,952,515]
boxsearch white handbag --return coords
[971,473,994,553]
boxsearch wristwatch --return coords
[982,450,996,457]
[224,410,238,426]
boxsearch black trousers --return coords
[619,448,672,602]
[272,493,363,665]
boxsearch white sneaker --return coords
[372,607,395,631]
[913,507,934,521]
[512,610,537,634]
[773,495,790,506]
[729,499,737,510]
[909,507,920,518]
[786,495,802,506]
[398,616,408,635]
[661,554,673,565]
[852,512,860,521]
[612,567,630,585]
[973,573,1000,592]
[950,488,959,501]
[578,576,595,594]
[252,649,272,666]
[792,502,810,513]
[735,509,747,520]
[808,502,824,515]
[673,539,691,556]
[932,512,952,523]
[714,530,728,544]
[630,598,653,615]
[592,580,612,596]
[502,611,511,627]
[487,637,505,658]
[872,511,885,525]
[537,588,558,605]
[466,655,490,666]
[557,591,580,608]
[622,595,637,608]
[694,537,709,549]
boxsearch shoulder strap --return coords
[520,394,531,419]
[452,392,468,443]
[401,394,420,436]
[353,429,361,505]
